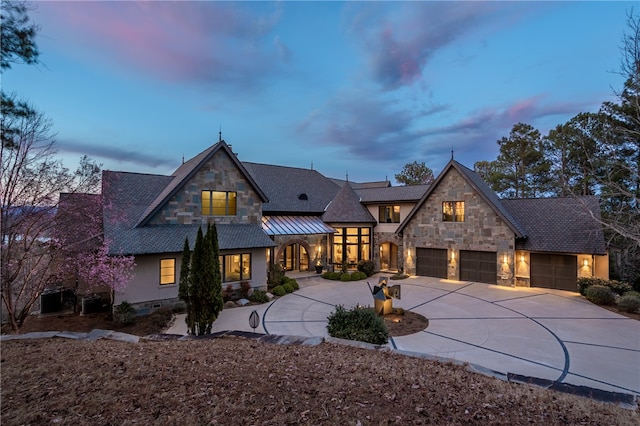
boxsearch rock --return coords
[237,298,250,306]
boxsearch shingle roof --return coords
[329,178,391,189]
[322,182,376,223]
[102,171,274,255]
[108,223,275,255]
[398,160,526,237]
[243,162,340,214]
[356,184,429,203]
[501,196,606,255]
[135,141,268,227]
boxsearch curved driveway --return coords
[166,274,640,399]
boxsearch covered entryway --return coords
[530,253,577,291]
[380,242,398,271]
[460,250,497,284]
[416,248,447,278]
[280,243,309,272]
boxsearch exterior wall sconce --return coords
[451,251,455,260]
[583,259,589,267]
[520,253,525,262]
[407,249,411,257]
[503,254,508,264]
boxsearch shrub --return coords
[268,263,285,290]
[329,272,341,280]
[578,277,632,296]
[148,307,173,328]
[113,301,136,326]
[617,294,640,313]
[585,285,615,305]
[283,282,294,293]
[171,303,186,314]
[327,305,389,345]
[287,279,299,290]
[350,271,366,281]
[340,273,352,282]
[240,281,252,299]
[250,289,269,304]
[322,271,333,279]
[272,285,286,297]
[623,291,640,298]
[357,260,376,277]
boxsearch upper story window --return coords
[443,201,464,222]
[379,205,400,223]
[160,258,176,285]
[202,190,237,216]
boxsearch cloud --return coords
[57,139,176,170]
[39,2,286,91]
[345,2,530,91]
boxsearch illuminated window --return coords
[379,205,400,223]
[160,258,176,285]
[202,190,237,216]
[332,227,371,267]
[442,201,464,222]
[220,253,251,282]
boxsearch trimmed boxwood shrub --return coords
[272,285,286,297]
[617,294,640,313]
[284,277,299,290]
[283,282,294,293]
[357,260,376,277]
[327,305,388,345]
[340,273,352,282]
[350,271,367,281]
[585,285,615,305]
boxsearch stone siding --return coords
[148,150,262,226]
[373,231,403,272]
[402,168,516,286]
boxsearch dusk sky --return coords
[6,1,633,183]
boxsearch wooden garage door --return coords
[460,250,497,284]
[530,253,577,291]
[416,248,447,279]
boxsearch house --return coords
[98,141,607,312]
[397,160,608,291]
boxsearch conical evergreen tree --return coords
[210,222,224,319]
[189,227,205,335]
[178,238,193,332]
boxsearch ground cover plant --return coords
[2,338,638,425]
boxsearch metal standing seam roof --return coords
[262,215,335,236]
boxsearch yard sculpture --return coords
[368,277,401,315]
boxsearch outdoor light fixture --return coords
[520,254,525,262]
[583,259,589,267]
[451,251,455,260]
[503,254,508,264]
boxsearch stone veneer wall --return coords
[401,168,516,286]
[373,231,404,272]
[148,150,262,225]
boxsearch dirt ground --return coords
[2,303,639,425]
[2,337,638,425]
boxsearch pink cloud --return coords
[38,1,284,89]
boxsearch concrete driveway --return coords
[167,274,640,399]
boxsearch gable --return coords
[398,160,525,237]
[136,141,267,227]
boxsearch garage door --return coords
[460,250,497,284]
[416,248,447,279]
[530,253,577,291]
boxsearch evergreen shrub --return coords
[617,294,640,313]
[113,301,136,326]
[250,289,269,304]
[272,285,286,297]
[327,305,388,345]
[357,260,376,277]
[585,285,615,305]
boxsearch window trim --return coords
[220,252,252,283]
[378,205,401,223]
[201,190,237,216]
[442,201,465,222]
[159,258,176,285]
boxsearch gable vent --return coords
[298,193,308,200]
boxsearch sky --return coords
[5,1,635,184]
